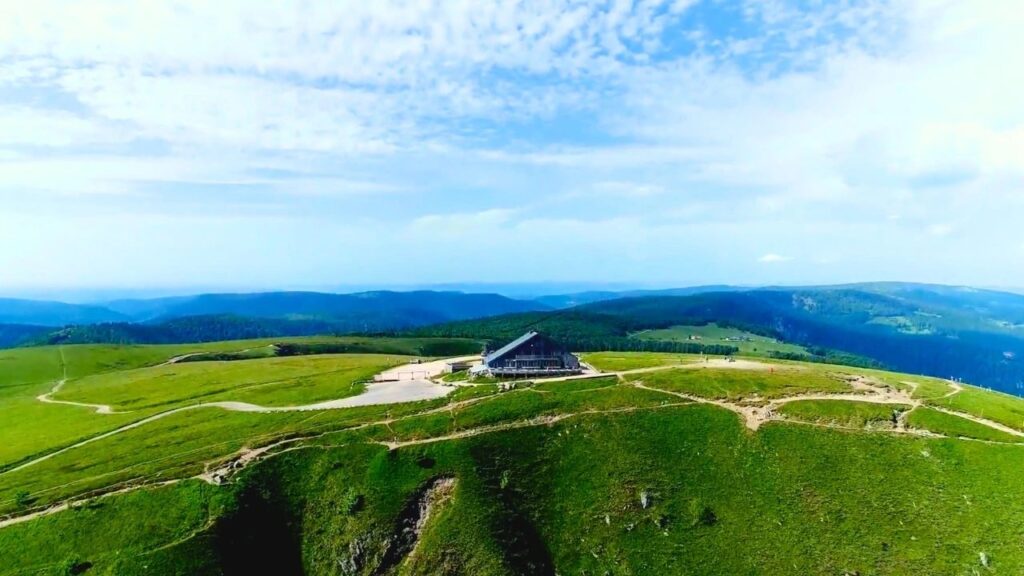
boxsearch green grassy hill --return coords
[579,288,1024,394]
[3,342,1024,574]
[420,285,1024,394]
[633,323,809,356]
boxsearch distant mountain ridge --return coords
[576,287,1024,393]
[7,283,1024,395]
[0,298,129,326]
[28,315,347,346]
[0,290,548,327]
[420,283,1024,395]
[533,285,745,308]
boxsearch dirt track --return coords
[7,356,468,477]
[35,348,119,414]
[6,354,1024,531]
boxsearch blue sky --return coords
[1,0,1022,295]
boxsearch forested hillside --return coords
[416,311,740,356]
[0,291,546,333]
[105,290,547,323]
[0,324,50,348]
[27,315,344,346]
[0,298,127,326]
[581,289,1024,393]
[0,291,549,349]
[7,284,1024,394]
[421,285,1024,394]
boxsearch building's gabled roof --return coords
[484,331,541,365]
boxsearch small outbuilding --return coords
[444,359,474,374]
[470,331,581,378]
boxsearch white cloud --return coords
[0,1,1022,288]
[592,181,665,197]
[604,0,1024,212]
[0,1,692,85]
[412,208,519,231]
[0,106,127,147]
[758,253,792,264]
[0,1,705,158]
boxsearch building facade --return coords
[471,331,581,378]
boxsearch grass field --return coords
[623,365,852,400]
[5,406,1024,575]
[778,399,909,429]
[926,387,1024,432]
[57,354,406,411]
[633,323,809,356]
[580,351,702,372]
[0,337,473,472]
[907,407,1023,443]
[5,345,1024,574]
[532,375,619,393]
[0,480,226,575]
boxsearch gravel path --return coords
[7,356,470,477]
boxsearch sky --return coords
[1,0,1022,296]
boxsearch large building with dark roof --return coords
[470,331,581,378]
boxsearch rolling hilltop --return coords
[2,339,1024,574]
[421,283,1024,395]
[0,298,128,326]
[101,291,547,323]
[0,291,549,348]
[5,283,1024,394]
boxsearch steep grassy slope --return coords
[5,406,1024,575]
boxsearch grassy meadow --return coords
[622,365,853,400]
[633,323,809,356]
[57,354,405,411]
[3,342,1024,574]
[580,351,702,372]
[778,399,909,429]
[907,407,1023,443]
[0,337,479,470]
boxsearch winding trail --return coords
[12,355,1018,478]
[943,381,966,398]
[928,405,1024,438]
[0,402,690,530]
[381,403,690,450]
[6,354,1024,532]
[0,480,182,530]
[5,358,460,477]
[35,347,120,415]
[157,345,278,367]
[626,368,1022,437]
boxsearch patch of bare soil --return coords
[372,476,457,575]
